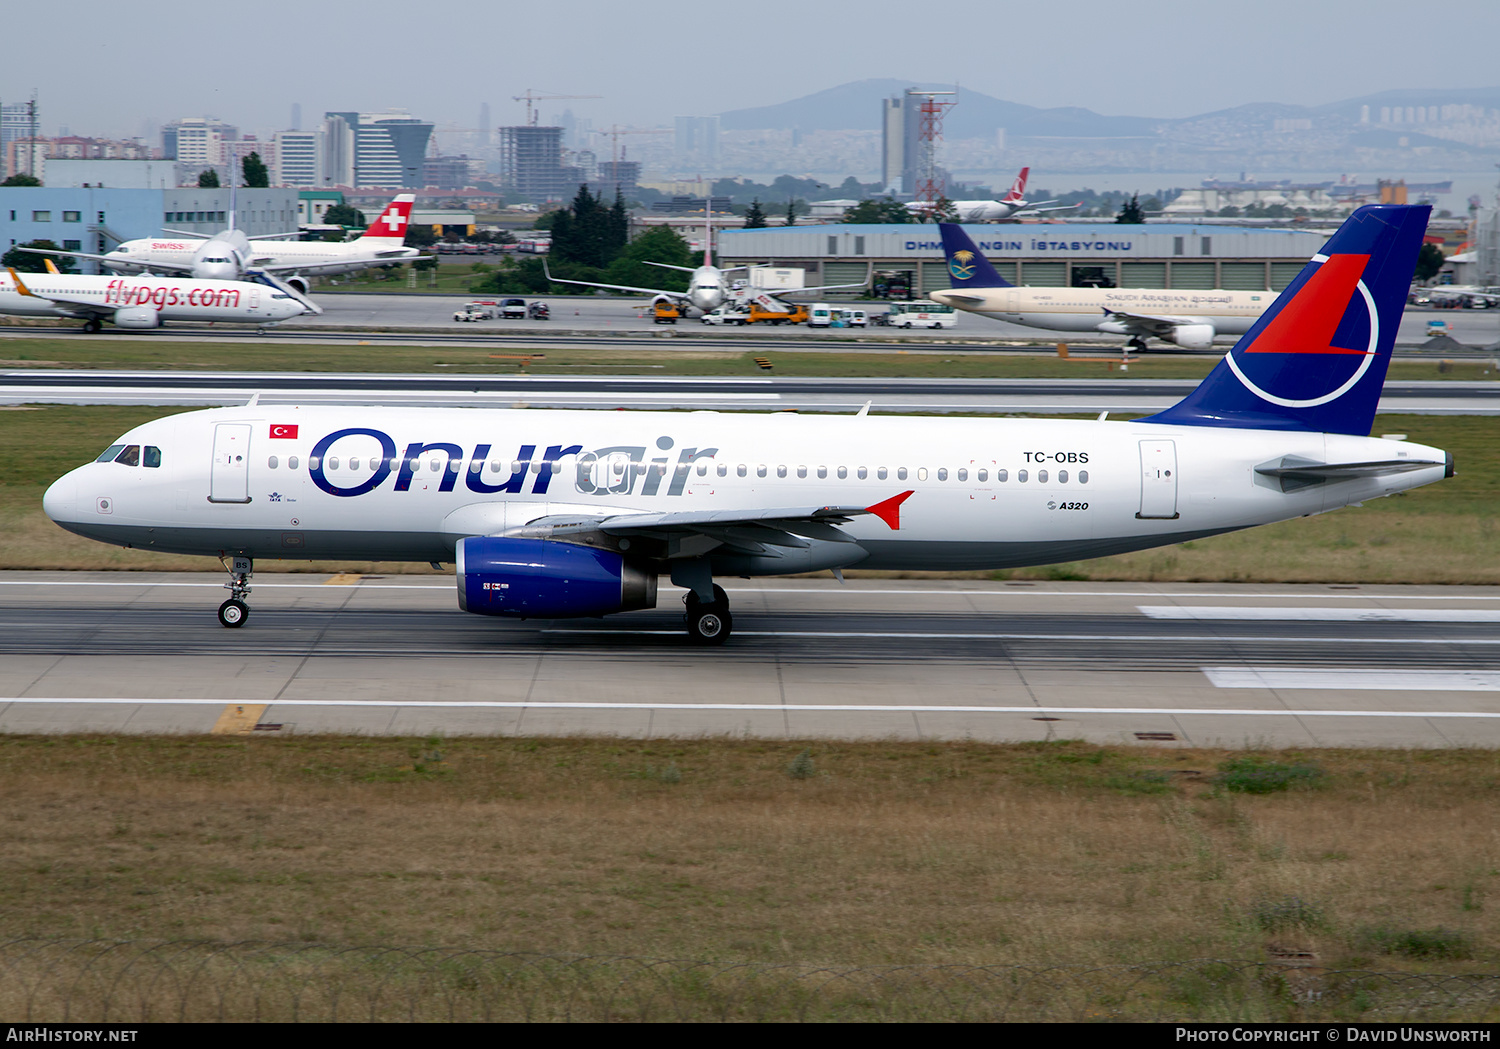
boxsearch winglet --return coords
[43,259,60,275]
[7,267,36,297]
[865,490,914,531]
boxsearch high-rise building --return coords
[162,117,238,164]
[2,100,40,179]
[320,111,432,189]
[273,130,321,186]
[499,125,577,201]
[674,116,720,164]
[880,97,904,192]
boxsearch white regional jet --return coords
[27,196,421,295]
[0,267,318,331]
[43,205,1448,643]
[930,223,1270,350]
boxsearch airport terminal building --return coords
[717,223,1331,298]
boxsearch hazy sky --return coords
[10,0,1500,140]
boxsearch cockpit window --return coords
[143,446,161,469]
[96,444,125,463]
[114,445,140,467]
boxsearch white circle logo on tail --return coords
[1225,253,1379,409]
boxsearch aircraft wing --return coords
[541,260,684,300]
[506,492,914,555]
[254,253,420,275]
[17,246,196,275]
[1098,308,1202,338]
[1019,202,1082,214]
[771,281,872,297]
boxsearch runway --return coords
[4,572,1500,747]
[5,369,1498,413]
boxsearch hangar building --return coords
[717,223,1331,299]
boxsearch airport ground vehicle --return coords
[453,301,499,322]
[885,301,958,329]
[701,306,748,325]
[43,207,1445,644]
[837,308,868,327]
[528,301,550,320]
[653,300,680,324]
[807,304,834,327]
[500,298,528,319]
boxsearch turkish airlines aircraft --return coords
[909,167,1081,223]
[0,267,318,332]
[930,223,1270,349]
[44,205,1448,643]
[29,196,421,294]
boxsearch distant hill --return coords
[717,79,1158,138]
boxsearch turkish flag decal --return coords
[270,424,299,439]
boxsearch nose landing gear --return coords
[218,555,252,628]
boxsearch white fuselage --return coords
[685,265,728,312]
[44,405,1446,572]
[0,272,310,325]
[930,285,1271,337]
[104,236,417,280]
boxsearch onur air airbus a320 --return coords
[44,205,1449,644]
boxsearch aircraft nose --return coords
[43,472,78,524]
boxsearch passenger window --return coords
[654,463,666,476]
[1058,470,1068,483]
[697,462,707,476]
[469,460,483,474]
[737,464,747,477]
[797,466,807,479]
[1038,469,1048,483]
[837,466,847,479]
[997,469,1007,482]
[95,444,125,463]
[1017,469,1028,482]
[857,467,867,480]
[369,457,380,470]
[897,467,908,481]
[268,455,279,470]
[143,446,161,468]
[776,465,786,478]
[289,455,299,470]
[957,468,967,481]
[977,469,987,482]
[917,468,928,481]
[328,457,339,470]
[1079,470,1089,484]
[937,468,948,481]
[817,466,827,479]
[757,464,767,478]
[114,445,140,466]
[308,456,319,470]
[490,460,502,471]
[877,467,887,480]
[717,463,727,477]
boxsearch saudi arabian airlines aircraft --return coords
[26,196,421,295]
[909,167,1080,223]
[43,205,1448,643]
[0,267,319,332]
[929,223,1273,349]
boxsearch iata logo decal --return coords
[1225,253,1379,409]
[948,249,977,281]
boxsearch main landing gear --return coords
[82,318,103,334]
[673,561,731,644]
[219,555,252,628]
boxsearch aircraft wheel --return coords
[218,599,249,628]
[686,605,731,645]
[83,318,103,334]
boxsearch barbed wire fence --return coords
[0,939,1497,1022]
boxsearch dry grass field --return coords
[0,735,1496,976]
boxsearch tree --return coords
[1415,243,1447,284]
[784,200,796,227]
[403,223,437,248]
[197,169,220,188]
[602,225,692,290]
[744,199,767,228]
[1,239,77,273]
[324,203,366,229]
[842,198,912,224]
[550,185,617,269]
[1116,193,1145,224]
[241,151,269,188]
[608,189,629,259]
[910,196,957,224]
[0,172,40,187]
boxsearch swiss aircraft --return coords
[26,196,421,295]
[43,205,1448,643]
[909,167,1081,223]
[0,267,318,332]
[929,222,1271,350]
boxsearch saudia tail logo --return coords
[1225,253,1379,408]
[948,249,977,281]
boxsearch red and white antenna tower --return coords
[910,89,957,205]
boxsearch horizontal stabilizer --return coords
[1255,455,1445,492]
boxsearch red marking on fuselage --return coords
[1244,253,1371,355]
[865,490,915,531]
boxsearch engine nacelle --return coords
[112,306,161,329]
[1165,323,1215,350]
[456,536,656,619]
[284,275,309,296]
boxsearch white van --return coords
[807,303,834,328]
[836,308,868,328]
[885,300,958,329]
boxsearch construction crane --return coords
[600,124,672,171]
[512,89,602,127]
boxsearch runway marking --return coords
[322,574,363,586]
[5,697,1500,719]
[211,703,268,734]
[1205,667,1500,692]
[1143,606,1500,622]
[543,629,1500,645]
